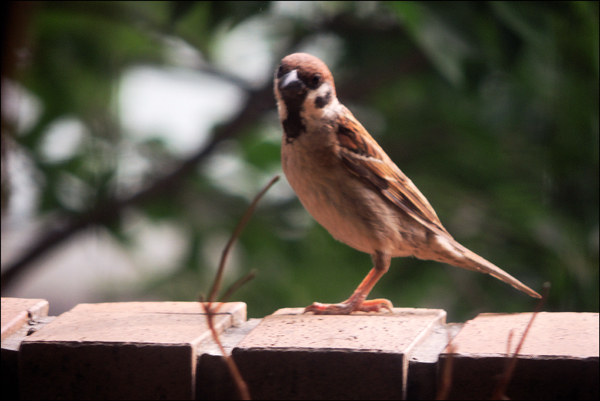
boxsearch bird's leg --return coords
[304,252,393,315]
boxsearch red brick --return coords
[1,297,49,342]
[19,302,245,400]
[441,312,599,400]
[233,307,446,399]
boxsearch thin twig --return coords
[201,302,251,400]
[504,329,514,377]
[491,282,550,400]
[219,270,257,304]
[207,175,280,303]
[201,175,280,400]
[436,330,456,400]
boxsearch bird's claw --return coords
[303,299,393,315]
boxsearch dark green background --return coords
[3,1,598,322]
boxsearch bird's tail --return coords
[434,235,541,298]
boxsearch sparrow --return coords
[274,53,541,315]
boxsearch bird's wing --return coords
[335,111,451,239]
[335,109,541,299]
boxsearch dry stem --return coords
[201,175,280,400]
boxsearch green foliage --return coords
[7,1,598,320]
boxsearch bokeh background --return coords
[2,1,598,322]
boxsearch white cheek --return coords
[306,83,332,105]
[304,83,338,121]
[321,98,340,121]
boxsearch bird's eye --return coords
[309,74,321,88]
[277,65,285,78]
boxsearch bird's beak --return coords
[279,69,303,93]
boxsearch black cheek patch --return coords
[314,91,332,109]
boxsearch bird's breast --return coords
[281,136,403,256]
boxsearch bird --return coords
[274,53,541,315]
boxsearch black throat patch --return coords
[282,96,306,144]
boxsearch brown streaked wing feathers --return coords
[336,113,451,238]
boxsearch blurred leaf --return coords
[5,1,598,320]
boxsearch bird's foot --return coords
[304,298,393,315]
[359,298,394,312]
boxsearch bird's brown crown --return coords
[277,53,336,95]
